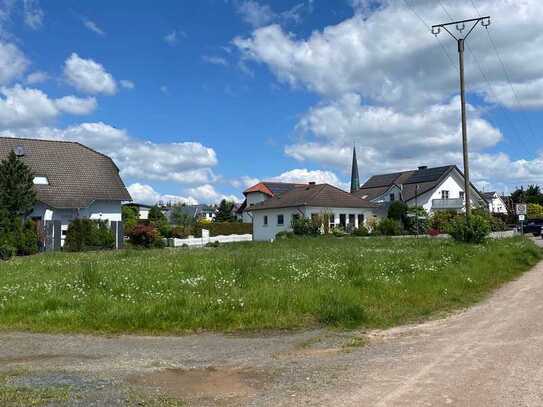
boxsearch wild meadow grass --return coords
[0,237,540,334]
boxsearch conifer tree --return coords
[214,199,235,223]
[0,150,36,218]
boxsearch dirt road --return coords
[2,254,543,405]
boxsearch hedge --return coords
[194,222,252,237]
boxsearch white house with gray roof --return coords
[0,137,131,246]
[353,165,487,214]
[248,182,381,241]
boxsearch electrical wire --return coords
[438,0,533,156]
[469,0,539,145]
[402,0,457,69]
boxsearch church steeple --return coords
[350,145,360,193]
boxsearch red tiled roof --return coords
[243,182,274,196]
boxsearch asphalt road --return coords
[1,243,543,406]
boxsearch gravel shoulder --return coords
[1,248,543,406]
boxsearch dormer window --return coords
[33,176,49,185]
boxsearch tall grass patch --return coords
[0,237,540,333]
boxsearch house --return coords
[0,137,131,246]
[123,203,153,220]
[353,164,487,214]
[237,182,305,223]
[248,182,381,241]
[482,191,508,214]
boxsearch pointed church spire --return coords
[350,145,360,193]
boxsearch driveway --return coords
[1,255,543,405]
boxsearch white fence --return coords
[167,229,252,248]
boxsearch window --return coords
[33,176,49,185]
[441,190,450,200]
[277,214,284,225]
[311,213,319,221]
[339,214,346,227]
[459,191,465,200]
[389,193,395,201]
[348,214,355,225]
[329,214,335,229]
[263,215,268,226]
[357,214,365,227]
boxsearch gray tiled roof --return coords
[355,165,486,204]
[355,166,456,202]
[249,184,380,211]
[0,137,131,209]
[482,191,496,200]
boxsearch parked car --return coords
[521,219,543,236]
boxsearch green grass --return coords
[0,237,540,334]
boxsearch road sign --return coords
[519,214,525,221]
[516,203,527,216]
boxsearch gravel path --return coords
[1,251,543,405]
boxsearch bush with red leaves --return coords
[127,223,164,248]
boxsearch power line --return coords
[469,0,539,144]
[464,42,529,152]
[402,0,457,69]
[437,0,453,21]
[438,0,531,155]
[437,0,534,160]
[431,16,490,217]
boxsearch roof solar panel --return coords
[362,172,403,188]
[404,166,452,184]
[265,182,301,196]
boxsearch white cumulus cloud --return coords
[1,122,219,185]
[187,184,240,204]
[63,53,117,95]
[54,95,97,115]
[0,42,28,85]
[269,168,347,189]
[127,183,198,206]
[25,71,48,84]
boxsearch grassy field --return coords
[0,237,540,334]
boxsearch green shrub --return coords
[291,217,320,236]
[275,231,294,240]
[170,226,192,238]
[332,227,347,237]
[64,219,115,252]
[447,214,490,244]
[158,222,172,238]
[122,205,139,234]
[387,201,408,221]
[0,218,39,256]
[472,209,507,232]
[375,218,402,236]
[528,203,543,219]
[351,226,369,236]
[17,220,39,255]
[429,210,458,233]
[0,244,16,261]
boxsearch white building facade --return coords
[252,206,379,241]
[355,165,487,215]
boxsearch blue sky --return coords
[1,0,542,204]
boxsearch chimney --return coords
[308,181,316,185]
[418,166,428,170]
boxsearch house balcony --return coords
[432,198,464,210]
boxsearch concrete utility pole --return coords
[431,16,491,220]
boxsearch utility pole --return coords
[432,16,491,220]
